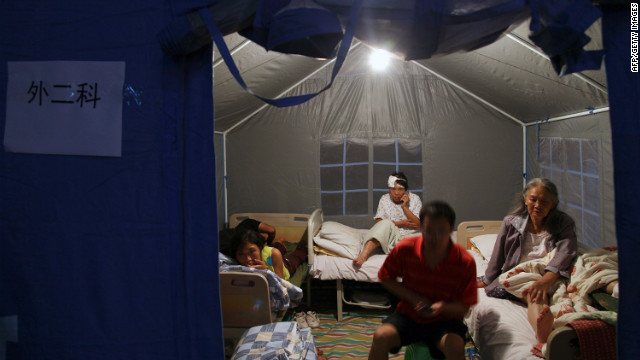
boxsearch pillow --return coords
[218,252,238,266]
[469,234,498,260]
[314,221,364,259]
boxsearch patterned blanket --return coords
[498,247,618,328]
[231,321,317,360]
[220,263,304,312]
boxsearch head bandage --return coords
[387,175,405,188]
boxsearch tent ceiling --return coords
[213,19,608,132]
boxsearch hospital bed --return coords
[220,212,310,340]
[457,220,612,360]
[306,209,393,321]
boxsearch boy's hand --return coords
[414,300,447,318]
[428,301,445,317]
[413,299,434,318]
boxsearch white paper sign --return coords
[4,61,125,157]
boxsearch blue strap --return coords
[198,0,363,108]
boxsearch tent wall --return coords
[0,1,223,359]
[526,112,615,247]
[602,6,640,357]
[222,47,522,228]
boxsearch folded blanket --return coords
[220,264,303,312]
[313,221,365,259]
[231,321,317,360]
[499,248,618,329]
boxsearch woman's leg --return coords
[353,239,381,267]
[354,220,399,267]
[526,293,554,343]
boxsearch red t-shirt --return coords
[378,235,477,323]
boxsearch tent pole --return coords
[222,132,228,224]
[523,125,528,187]
[411,60,524,126]
[224,41,362,134]
[505,33,608,95]
[524,106,610,126]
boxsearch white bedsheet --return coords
[310,253,386,282]
[465,249,539,360]
[466,290,539,360]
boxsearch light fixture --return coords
[369,48,392,71]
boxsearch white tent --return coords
[3,1,636,359]
[213,20,614,248]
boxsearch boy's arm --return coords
[429,300,470,318]
[258,222,276,244]
[382,280,469,317]
[381,279,429,309]
[431,251,477,318]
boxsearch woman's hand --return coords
[523,271,559,304]
[401,193,410,207]
[476,280,486,288]
[394,218,421,230]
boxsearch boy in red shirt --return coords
[369,201,477,360]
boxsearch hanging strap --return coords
[198,0,363,108]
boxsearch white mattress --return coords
[309,253,386,282]
[310,231,463,283]
[465,249,539,360]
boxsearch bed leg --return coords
[337,279,343,322]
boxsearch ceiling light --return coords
[369,48,392,71]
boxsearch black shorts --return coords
[382,312,468,359]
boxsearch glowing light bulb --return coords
[369,48,391,71]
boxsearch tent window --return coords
[320,138,368,216]
[320,138,423,216]
[538,137,601,248]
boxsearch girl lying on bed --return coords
[230,229,307,281]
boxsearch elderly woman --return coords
[478,177,577,343]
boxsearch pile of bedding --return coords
[219,253,303,312]
[312,221,365,259]
[231,321,317,360]
[310,221,388,282]
[499,247,618,327]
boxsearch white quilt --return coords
[312,221,366,259]
[310,253,386,282]
[498,248,618,328]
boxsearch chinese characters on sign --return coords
[4,61,125,157]
[27,81,101,108]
